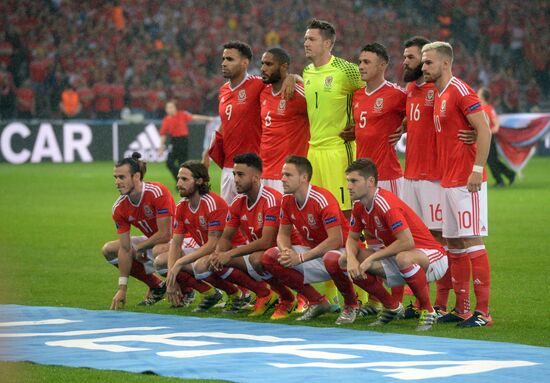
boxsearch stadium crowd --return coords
[0,0,548,119]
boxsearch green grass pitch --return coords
[1,157,549,382]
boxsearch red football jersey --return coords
[280,185,349,248]
[174,192,245,246]
[112,182,176,238]
[218,74,264,168]
[353,81,406,180]
[404,82,440,180]
[259,83,309,179]
[160,111,193,137]
[350,188,443,250]
[433,77,487,187]
[227,186,282,245]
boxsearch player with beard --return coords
[164,161,271,313]
[103,152,173,310]
[259,47,309,193]
[214,42,296,203]
[421,42,492,327]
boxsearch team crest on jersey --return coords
[374,216,384,230]
[199,216,207,228]
[374,98,384,112]
[277,99,286,113]
[257,212,263,224]
[238,89,247,103]
[143,205,154,218]
[425,90,435,106]
[324,76,333,89]
[307,214,316,227]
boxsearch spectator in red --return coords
[93,72,112,119]
[0,66,16,118]
[77,79,95,119]
[525,79,541,111]
[16,79,35,119]
[158,100,214,180]
[128,75,146,113]
[111,74,126,119]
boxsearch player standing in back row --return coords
[302,19,364,215]
[422,42,493,327]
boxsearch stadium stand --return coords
[0,0,548,119]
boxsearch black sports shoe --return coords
[137,281,166,306]
[192,289,223,312]
[457,311,493,328]
[403,302,420,319]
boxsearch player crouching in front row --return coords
[336,158,449,331]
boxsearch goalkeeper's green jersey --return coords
[303,55,364,148]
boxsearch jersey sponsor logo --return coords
[199,216,207,227]
[324,76,333,89]
[391,220,403,231]
[466,102,481,112]
[265,215,276,222]
[324,216,337,225]
[374,98,384,113]
[277,99,286,114]
[157,208,168,214]
[208,220,221,227]
[238,89,247,103]
[307,214,316,226]
[144,204,154,218]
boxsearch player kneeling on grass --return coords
[164,161,273,313]
[103,152,174,310]
[340,158,448,331]
[261,156,361,323]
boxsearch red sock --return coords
[391,285,405,302]
[469,247,491,315]
[261,247,325,304]
[400,265,433,312]
[217,267,271,298]
[353,274,399,309]
[267,279,295,303]
[448,250,471,315]
[324,251,357,306]
[435,266,452,311]
[176,271,210,294]
[205,275,238,295]
[129,261,162,289]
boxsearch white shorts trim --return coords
[380,249,448,287]
[442,182,488,238]
[401,179,443,230]
[378,177,404,199]
[244,254,271,281]
[221,167,237,204]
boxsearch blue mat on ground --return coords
[0,305,548,382]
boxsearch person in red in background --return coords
[77,79,95,119]
[110,74,126,119]
[93,72,112,119]
[478,87,515,188]
[102,152,173,310]
[128,75,147,113]
[158,100,214,181]
[16,79,35,118]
